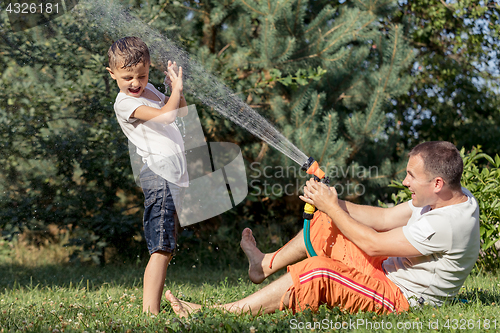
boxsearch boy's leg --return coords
[140,167,180,314]
[241,228,307,284]
[143,250,172,314]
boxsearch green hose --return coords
[303,218,317,257]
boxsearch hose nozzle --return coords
[301,157,330,220]
[302,157,325,181]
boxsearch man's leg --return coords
[143,250,172,314]
[165,273,293,317]
[241,228,307,284]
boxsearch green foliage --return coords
[259,67,328,89]
[0,8,146,264]
[461,148,500,271]
[390,0,500,155]
[184,0,415,206]
[381,148,500,271]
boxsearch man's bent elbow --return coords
[361,240,382,257]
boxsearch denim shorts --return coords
[140,165,184,255]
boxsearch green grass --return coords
[1,242,500,332]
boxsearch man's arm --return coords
[325,206,420,257]
[302,180,421,257]
[338,199,412,231]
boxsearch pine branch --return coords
[319,114,333,165]
[302,93,321,132]
[320,53,347,62]
[327,143,344,160]
[364,25,401,133]
[319,11,362,57]
[276,38,295,62]
[177,3,208,15]
[217,43,231,57]
[147,0,170,25]
[294,0,303,32]
[383,25,400,92]
[255,142,269,162]
[273,0,292,17]
[282,53,318,63]
[283,13,294,36]
[304,6,335,34]
[240,0,266,16]
[363,89,382,133]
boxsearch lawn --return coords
[1,240,499,332]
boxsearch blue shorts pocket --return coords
[140,168,160,207]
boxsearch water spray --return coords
[77,0,308,166]
[301,157,330,257]
[76,0,330,241]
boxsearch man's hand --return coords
[300,178,339,213]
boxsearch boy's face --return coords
[107,60,150,97]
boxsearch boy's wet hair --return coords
[108,36,150,69]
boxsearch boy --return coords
[107,36,188,314]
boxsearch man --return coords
[166,141,480,316]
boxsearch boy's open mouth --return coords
[129,87,141,94]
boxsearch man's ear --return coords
[433,177,445,193]
[106,67,116,80]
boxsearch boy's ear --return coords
[106,67,116,80]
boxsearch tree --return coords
[0,6,149,263]
[390,0,500,155]
[170,0,415,205]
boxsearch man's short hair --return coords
[108,36,150,69]
[409,141,463,191]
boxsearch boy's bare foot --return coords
[240,228,266,284]
[165,290,201,318]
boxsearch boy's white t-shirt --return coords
[383,187,480,306]
[114,83,188,187]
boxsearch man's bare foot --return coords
[240,228,266,284]
[165,290,201,318]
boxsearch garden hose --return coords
[301,157,330,257]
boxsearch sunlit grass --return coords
[1,240,499,332]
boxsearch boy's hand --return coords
[164,60,183,94]
[163,60,175,90]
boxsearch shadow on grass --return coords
[0,261,252,291]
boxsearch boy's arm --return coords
[177,94,188,117]
[168,60,187,117]
[132,90,181,124]
[133,65,184,123]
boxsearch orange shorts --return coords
[281,211,409,314]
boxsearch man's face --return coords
[402,154,436,207]
[107,61,150,97]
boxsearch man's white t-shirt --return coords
[383,187,480,306]
[114,83,188,187]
